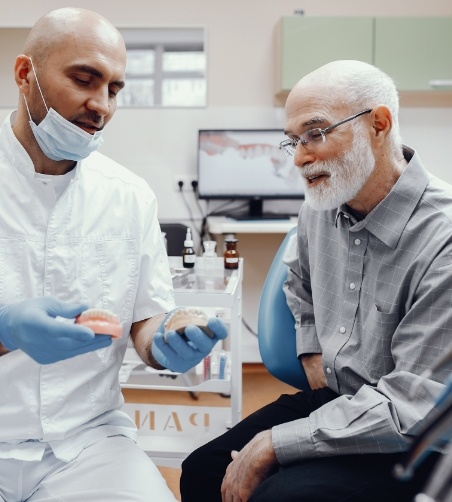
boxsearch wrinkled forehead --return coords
[284,82,349,132]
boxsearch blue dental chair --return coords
[258,227,310,391]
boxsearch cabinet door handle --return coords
[429,79,452,88]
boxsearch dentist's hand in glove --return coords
[0,296,112,364]
[151,312,228,373]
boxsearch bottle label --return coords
[225,257,239,263]
[183,255,196,263]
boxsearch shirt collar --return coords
[1,111,81,181]
[335,146,430,249]
[1,111,35,178]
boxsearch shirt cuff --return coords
[272,418,317,465]
[296,325,322,355]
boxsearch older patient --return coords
[180,60,450,501]
[0,7,226,502]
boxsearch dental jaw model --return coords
[164,308,214,342]
[75,308,123,338]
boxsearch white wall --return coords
[2,0,452,360]
[2,0,452,219]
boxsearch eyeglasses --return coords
[279,109,372,156]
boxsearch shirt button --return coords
[339,326,346,333]
[326,367,332,374]
[354,239,361,245]
[349,282,356,290]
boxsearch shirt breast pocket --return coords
[362,303,401,378]
[84,239,139,316]
[0,239,27,302]
[55,238,140,322]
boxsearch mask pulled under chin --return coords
[28,107,104,162]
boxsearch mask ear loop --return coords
[23,57,49,119]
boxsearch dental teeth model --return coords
[75,308,123,338]
[163,308,214,342]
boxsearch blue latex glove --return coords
[0,296,112,364]
[152,313,228,373]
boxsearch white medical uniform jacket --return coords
[0,112,175,462]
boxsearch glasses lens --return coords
[280,129,325,156]
[280,140,296,156]
[304,129,325,146]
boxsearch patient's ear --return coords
[370,105,392,144]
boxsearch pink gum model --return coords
[76,308,123,339]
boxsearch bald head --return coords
[23,8,125,69]
[12,7,126,170]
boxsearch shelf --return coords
[276,90,452,108]
[120,348,231,393]
[121,370,231,393]
[120,261,242,466]
[207,216,297,234]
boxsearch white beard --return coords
[303,130,375,211]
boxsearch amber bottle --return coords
[224,238,239,270]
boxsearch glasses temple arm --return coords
[323,109,373,134]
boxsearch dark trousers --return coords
[180,388,440,501]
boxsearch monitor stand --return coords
[229,199,294,221]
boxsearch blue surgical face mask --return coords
[23,58,104,162]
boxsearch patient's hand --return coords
[301,354,327,389]
[0,342,10,356]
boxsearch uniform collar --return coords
[335,146,429,249]
[1,111,81,181]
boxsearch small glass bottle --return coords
[224,237,239,270]
[182,228,196,268]
[202,240,217,270]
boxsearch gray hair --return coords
[302,60,403,154]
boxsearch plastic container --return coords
[202,240,217,270]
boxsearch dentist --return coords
[0,7,226,502]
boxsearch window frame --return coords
[118,28,207,108]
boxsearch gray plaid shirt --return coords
[274,147,451,464]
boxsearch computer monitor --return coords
[197,129,305,219]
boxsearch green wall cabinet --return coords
[277,16,452,103]
[278,16,374,93]
[374,17,452,92]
